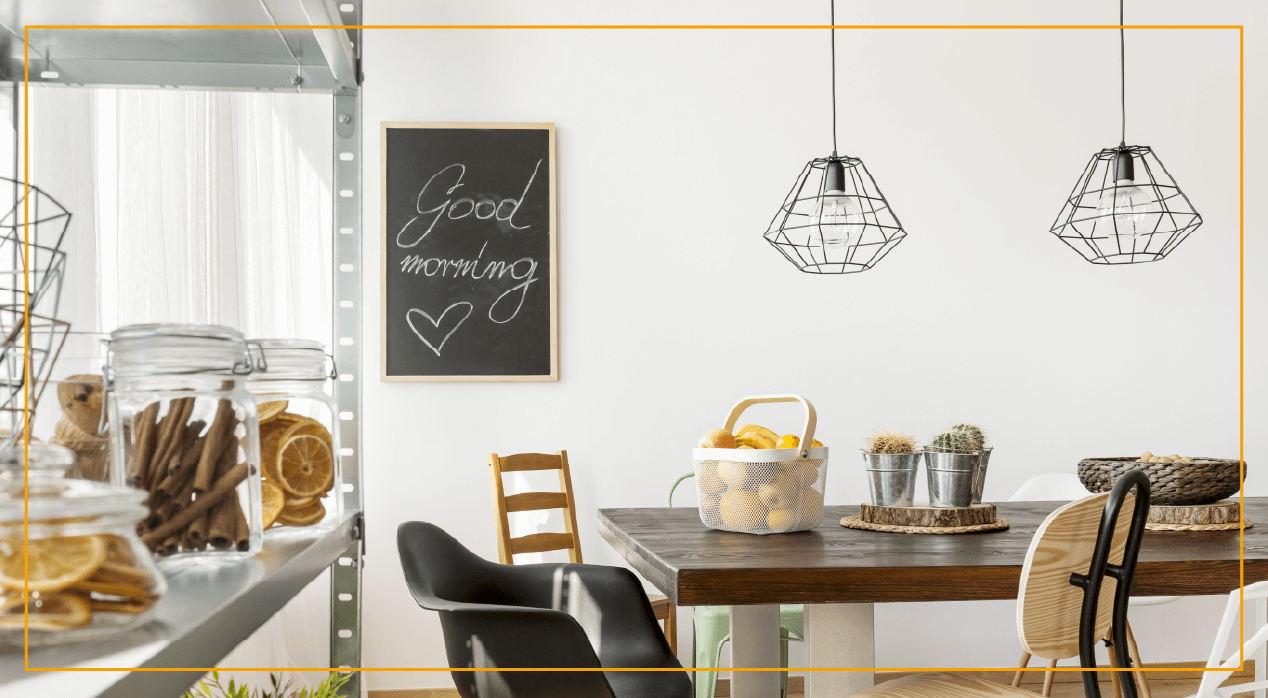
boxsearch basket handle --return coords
[723,394,818,460]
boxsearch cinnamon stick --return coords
[208,498,236,550]
[147,397,193,486]
[232,497,250,552]
[194,400,234,493]
[186,508,210,550]
[141,460,248,546]
[129,403,160,487]
[157,533,180,556]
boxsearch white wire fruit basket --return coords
[691,395,828,535]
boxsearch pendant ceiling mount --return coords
[1048,0,1202,265]
[764,0,907,274]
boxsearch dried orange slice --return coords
[261,480,285,530]
[284,495,317,508]
[0,592,92,630]
[0,535,107,592]
[258,400,289,424]
[263,418,331,482]
[275,434,333,497]
[277,501,326,527]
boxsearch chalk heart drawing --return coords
[406,302,474,357]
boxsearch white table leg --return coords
[731,604,782,698]
[1257,596,1266,698]
[806,603,876,698]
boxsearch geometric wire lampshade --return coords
[764,155,907,273]
[1049,145,1202,265]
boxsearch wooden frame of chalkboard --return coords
[380,122,558,382]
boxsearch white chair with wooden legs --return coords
[851,472,1151,698]
[1189,580,1268,698]
[1010,473,1162,698]
[487,450,678,654]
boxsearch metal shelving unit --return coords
[0,1,365,696]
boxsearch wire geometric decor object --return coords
[764,155,907,274]
[0,178,73,447]
[1050,146,1202,265]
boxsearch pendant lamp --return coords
[763,0,907,274]
[1049,0,1202,264]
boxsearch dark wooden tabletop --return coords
[597,499,1268,606]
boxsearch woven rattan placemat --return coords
[840,515,1010,534]
[1145,520,1253,532]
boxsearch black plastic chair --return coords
[398,521,692,698]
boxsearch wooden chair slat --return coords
[504,491,570,513]
[509,531,576,556]
[1017,492,1136,660]
[498,453,565,472]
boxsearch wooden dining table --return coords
[598,499,1268,698]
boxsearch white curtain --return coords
[30,85,335,690]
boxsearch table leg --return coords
[806,603,875,698]
[731,604,781,698]
[1257,596,1266,698]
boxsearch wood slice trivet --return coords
[1146,500,1253,530]
[1148,500,1239,525]
[860,502,996,528]
[841,515,1010,535]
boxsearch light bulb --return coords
[809,190,864,248]
[1096,178,1161,241]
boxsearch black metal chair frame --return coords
[1070,470,1152,698]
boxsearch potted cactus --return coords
[924,424,988,508]
[861,430,921,507]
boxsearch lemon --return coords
[758,473,798,509]
[766,508,798,532]
[696,463,726,495]
[718,461,756,490]
[795,487,825,527]
[778,435,824,449]
[719,490,764,530]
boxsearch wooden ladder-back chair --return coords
[849,471,1151,698]
[488,450,678,653]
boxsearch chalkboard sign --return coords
[380,123,558,381]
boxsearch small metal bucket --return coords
[862,452,920,507]
[972,448,993,504]
[927,467,976,508]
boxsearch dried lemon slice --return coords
[277,501,326,527]
[261,480,286,530]
[0,535,107,592]
[257,400,289,424]
[0,592,92,630]
[275,434,333,498]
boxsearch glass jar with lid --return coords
[105,324,263,565]
[246,339,341,536]
[0,443,166,647]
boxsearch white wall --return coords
[360,0,1267,689]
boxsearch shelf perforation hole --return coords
[339,337,354,346]
[340,263,353,272]
[338,557,354,566]
[339,373,353,381]
[339,227,354,235]
[340,411,354,421]
[338,593,353,602]
[340,152,355,161]
[342,483,355,493]
[338,629,353,639]
[340,300,353,308]
[339,189,353,198]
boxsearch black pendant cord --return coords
[1119,0,1126,147]
[831,0,838,157]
